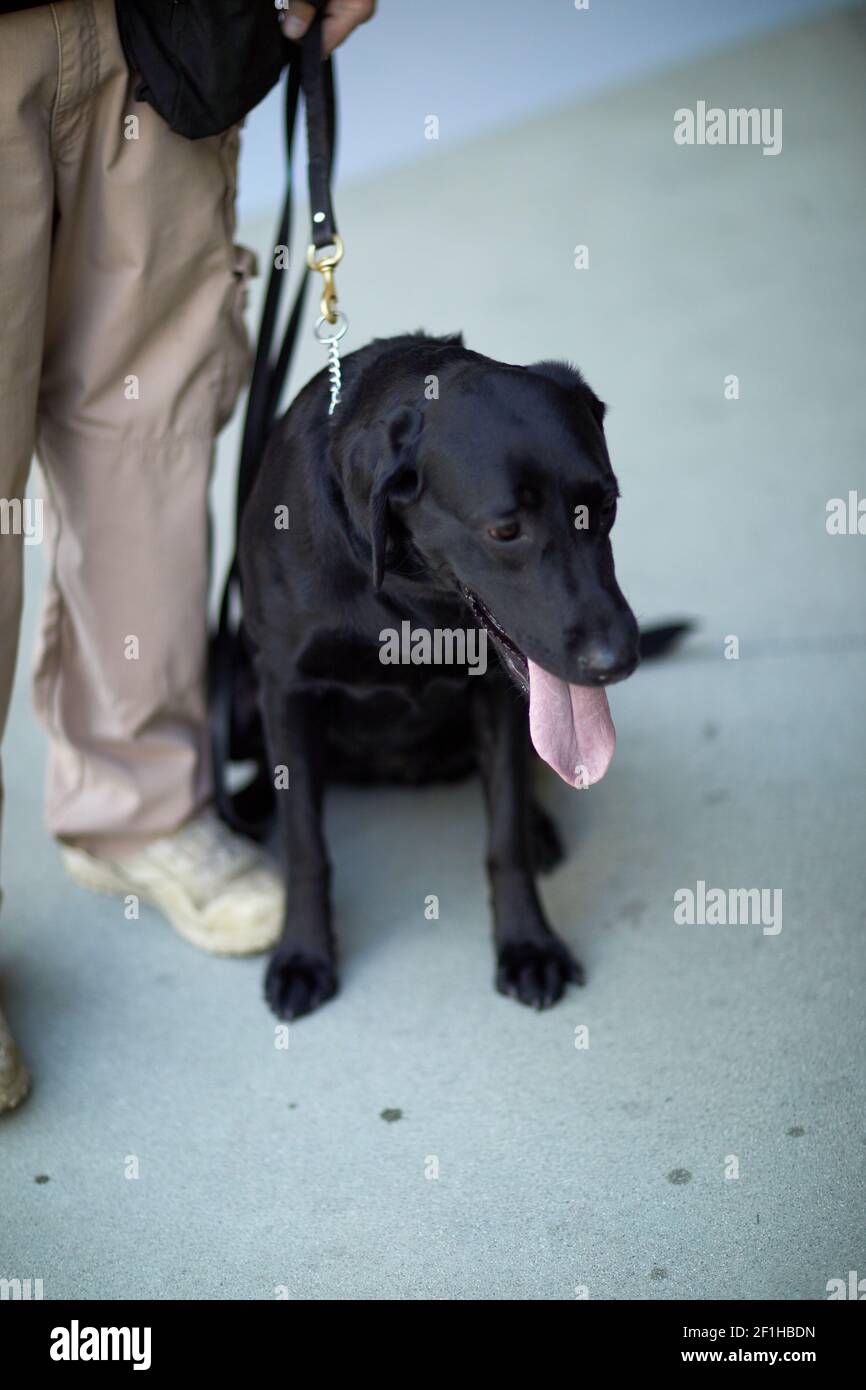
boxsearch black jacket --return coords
[0,1,291,139]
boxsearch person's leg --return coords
[33,0,254,856]
[0,0,59,1110]
[31,0,280,953]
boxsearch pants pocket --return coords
[216,242,258,430]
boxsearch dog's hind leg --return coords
[259,677,338,1020]
[472,681,584,1009]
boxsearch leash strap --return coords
[211,13,340,834]
[235,20,338,530]
[302,18,338,250]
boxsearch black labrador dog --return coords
[239,332,643,1021]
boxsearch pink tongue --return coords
[527,659,616,788]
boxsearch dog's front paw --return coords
[495,939,584,1009]
[265,950,338,1020]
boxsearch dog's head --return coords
[345,347,640,788]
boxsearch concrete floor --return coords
[1,8,865,1300]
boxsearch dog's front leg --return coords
[473,679,584,1009]
[260,680,337,1020]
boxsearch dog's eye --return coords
[487,520,521,542]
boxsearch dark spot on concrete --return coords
[620,898,647,927]
[756,1213,760,1224]
[651,1265,668,1280]
[702,722,719,741]
[621,1099,652,1118]
[703,789,729,805]
[288,1103,298,1110]
[667,1167,692,1185]
[34,1174,50,1184]
[664,1096,673,1103]
[380,1108,402,1123]
[786,1125,805,1137]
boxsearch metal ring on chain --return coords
[314,311,349,344]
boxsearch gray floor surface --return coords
[1,8,864,1300]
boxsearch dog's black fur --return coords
[240,332,645,1020]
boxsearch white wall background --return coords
[239,0,849,222]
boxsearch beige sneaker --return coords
[62,810,283,956]
[0,1004,30,1113]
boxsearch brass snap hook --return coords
[306,234,344,324]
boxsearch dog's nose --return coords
[576,639,638,684]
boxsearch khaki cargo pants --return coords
[0,0,254,861]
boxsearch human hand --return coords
[278,0,377,56]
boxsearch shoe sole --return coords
[0,1060,31,1113]
[62,850,280,957]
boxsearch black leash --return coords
[237,18,339,529]
[210,14,341,837]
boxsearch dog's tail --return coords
[638,621,693,660]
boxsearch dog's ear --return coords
[370,406,424,591]
[529,359,607,431]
